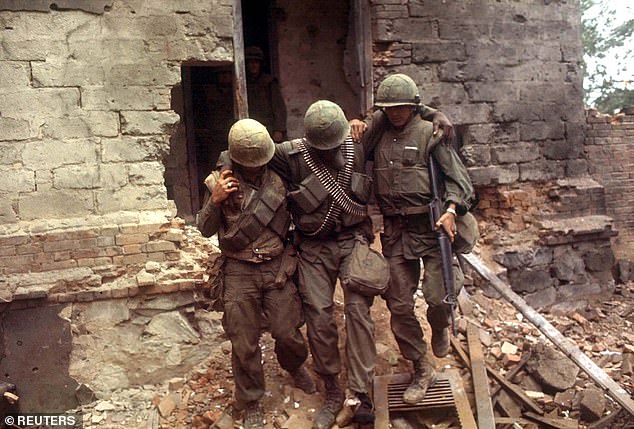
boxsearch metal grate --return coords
[374,370,477,429]
[387,377,454,411]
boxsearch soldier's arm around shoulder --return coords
[268,139,300,182]
[431,140,475,215]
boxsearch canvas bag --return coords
[204,252,226,311]
[342,238,390,296]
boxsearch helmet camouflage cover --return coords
[228,118,275,167]
[304,100,350,150]
[375,73,420,107]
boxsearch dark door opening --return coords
[241,0,274,76]
[181,64,236,213]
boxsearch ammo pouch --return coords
[204,252,226,311]
[453,211,479,254]
[288,173,329,214]
[350,172,372,204]
[341,238,390,296]
[274,244,298,288]
[219,184,288,252]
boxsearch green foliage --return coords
[594,88,634,114]
[582,0,634,112]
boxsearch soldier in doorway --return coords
[197,118,315,429]
[268,100,377,428]
[350,73,475,404]
[245,46,287,143]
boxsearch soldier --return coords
[197,118,315,429]
[245,46,287,143]
[351,73,475,404]
[269,100,377,429]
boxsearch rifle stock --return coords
[427,154,457,336]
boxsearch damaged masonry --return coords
[1,0,634,428]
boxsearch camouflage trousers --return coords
[222,256,308,407]
[383,251,464,362]
[296,235,376,394]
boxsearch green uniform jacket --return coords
[269,138,372,239]
[197,163,289,262]
[247,73,287,135]
[362,111,474,258]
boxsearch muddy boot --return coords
[335,392,374,427]
[351,392,375,425]
[290,365,317,394]
[312,375,344,429]
[431,327,450,358]
[243,401,264,429]
[402,356,437,404]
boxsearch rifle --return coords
[427,145,457,336]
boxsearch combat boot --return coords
[243,401,264,429]
[403,356,437,404]
[312,375,344,429]
[335,392,375,427]
[290,365,317,394]
[431,327,450,358]
[352,392,375,425]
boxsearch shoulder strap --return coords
[298,137,367,236]
[219,169,286,249]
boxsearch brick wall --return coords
[369,0,587,187]
[585,110,634,257]
[0,1,233,284]
[0,214,210,305]
[0,1,233,224]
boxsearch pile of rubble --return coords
[70,280,633,429]
[62,226,634,428]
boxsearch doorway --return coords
[181,63,236,213]
[170,0,372,219]
[241,0,372,139]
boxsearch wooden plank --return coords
[373,375,390,429]
[232,0,248,119]
[491,351,531,400]
[467,323,496,429]
[523,412,578,429]
[462,252,634,418]
[446,369,478,429]
[352,0,373,116]
[451,336,544,416]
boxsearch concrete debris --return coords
[58,221,634,428]
[579,387,606,422]
[527,344,580,392]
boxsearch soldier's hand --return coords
[349,119,367,142]
[272,130,284,143]
[211,170,239,205]
[432,111,455,140]
[435,211,457,242]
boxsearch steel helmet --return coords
[375,73,420,107]
[228,118,275,167]
[245,46,264,62]
[304,100,350,150]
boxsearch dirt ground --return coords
[161,271,634,429]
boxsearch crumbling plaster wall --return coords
[276,0,360,139]
[371,0,587,185]
[0,1,233,403]
[0,0,233,282]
